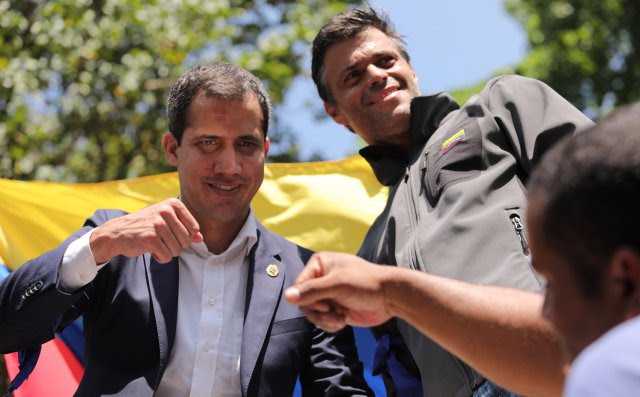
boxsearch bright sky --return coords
[276,0,529,160]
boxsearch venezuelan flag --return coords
[0,156,388,396]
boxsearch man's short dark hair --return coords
[166,62,272,143]
[311,6,410,104]
[528,102,640,298]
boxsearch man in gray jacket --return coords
[290,6,592,397]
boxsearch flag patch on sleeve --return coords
[441,129,465,154]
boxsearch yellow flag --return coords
[0,156,387,270]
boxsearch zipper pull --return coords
[404,166,410,182]
[510,214,530,254]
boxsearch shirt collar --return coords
[189,207,258,260]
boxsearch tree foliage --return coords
[0,0,355,182]
[505,0,640,117]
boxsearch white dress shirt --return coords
[60,209,258,397]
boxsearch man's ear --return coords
[264,136,270,158]
[324,101,351,129]
[162,132,179,167]
[409,61,419,85]
[608,248,640,318]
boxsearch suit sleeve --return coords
[483,75,594,177]
[0,210,112,353]
[294,247,373,396]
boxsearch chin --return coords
[207,206,249,224]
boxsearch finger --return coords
[155,219,184,257]
[170,199,201,241]
[149,230,175,263]
[286,277,343,307]
[303,308,347,333]
[160,208,194,251]
[298,300,332,313]
[293,256,325,286]
[151,251,172,264]
[285,289,331,313]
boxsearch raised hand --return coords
[89,198,203,264]
[285,252,394,332]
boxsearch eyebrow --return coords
[190,133,263,142]
[189,134,218,141]
[340,50,395,79]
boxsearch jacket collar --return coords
[240,222,284,396]
[360,92,460,186]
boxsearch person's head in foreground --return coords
[312,6,420,149]
[527,102,640,360]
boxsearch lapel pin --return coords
[266,264,279,278]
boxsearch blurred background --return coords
[1,0,639,393]
[2,0,639,182]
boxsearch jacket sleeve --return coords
[0,209,113,353]
[295,247,373,396]
[299,325,374,397]
[483,75,594,178]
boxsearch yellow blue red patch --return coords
[441,129,465,154]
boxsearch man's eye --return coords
[196,139,216,147]
[196,139,217,152]
[380,56,395,67]
[238,140,258,148]
[345,71,360,85]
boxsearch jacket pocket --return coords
[270,316,311,336]
[423,125,482,205]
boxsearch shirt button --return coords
[79,274,88,281]
[203,344,210,353]
[208,298,216,306]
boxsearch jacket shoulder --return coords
[483,74,547,91]
[84,209,129,227]
[257,226,314,265]
[478,74,557,104]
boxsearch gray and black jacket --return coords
[358,75,593,397]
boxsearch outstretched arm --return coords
[286,252,566,397]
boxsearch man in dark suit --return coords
[0,62,372,396]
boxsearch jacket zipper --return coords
[510,214,530,260]
[404,166,421,270]
[510,214,544,286]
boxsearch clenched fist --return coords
[90,198,203,264]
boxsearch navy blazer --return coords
[0,209,372,396]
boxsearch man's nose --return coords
[213,146,241,174]
[366,65,387,88]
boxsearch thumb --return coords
[284,286,301,303]
[193,232,204,243]
[285,275,338,306]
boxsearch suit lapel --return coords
[240,225,285,396]
[143,254,179,389]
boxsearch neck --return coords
[201,217,247,255]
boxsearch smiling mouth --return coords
[368,86,400,105]
[206,182,242,192]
